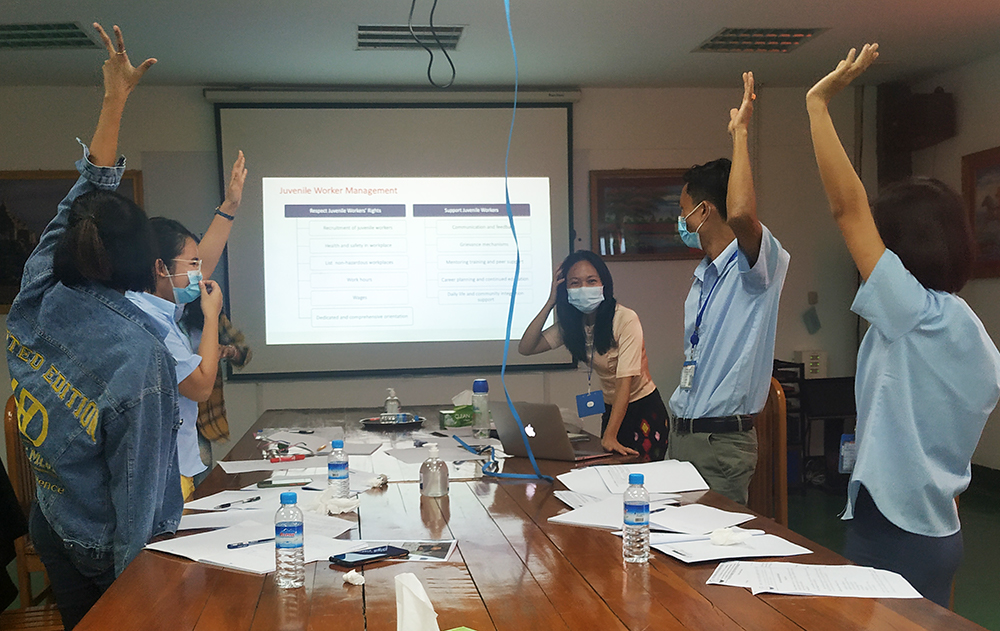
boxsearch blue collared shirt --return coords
[126,292,206,477]
[6,144,182,576]
[668,224,790,419]
[845,249,1000,536]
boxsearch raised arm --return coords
[518,265,563,355]
[806,44,885,280]
[198,151,247,280]
[89,23,157,166]
[727,71,764,266]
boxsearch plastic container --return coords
[419,443,449,497]
[327,439,349,499]
[384,388,400,414]
[623,473,650,564]
[275,491,305,588]
[472,379,490,439]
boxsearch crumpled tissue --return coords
[396,572,440,631]
[343,569,364,585]
[709,526,752,546]
[451,390,473,407]
[303,487,361,515]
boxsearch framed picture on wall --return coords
[962,146,1000,278]
[589,168,701,261]
[0,170,144,312]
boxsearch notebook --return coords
[492,402,611,462]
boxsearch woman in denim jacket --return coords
[4,24,182,629]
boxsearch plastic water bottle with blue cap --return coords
[472,378,490,439]
[623,473,650,563]
[275,491,305,588]
[328,439,349,499]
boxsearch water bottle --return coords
[419,443,449,497]
[327,439,350,499]
[472,379,490,439]
[275,492,305,588]
[623,473,650,564]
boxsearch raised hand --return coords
[728,71,756,136]
[807,44,879,106]
[199,280,224,319]
[224,151,248,210]
[93,23,157,102]
[546,263,565,307]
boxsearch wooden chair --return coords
[4,395,53,609]
[0,605,63,630]
[747,377,788,526]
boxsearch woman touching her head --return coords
[519,250,668,460]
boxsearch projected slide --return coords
[262,177,552,345]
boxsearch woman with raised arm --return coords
[126,154,246,498]
[4,24,181,629]
[519,250,668,460]
[806,44,1000,606]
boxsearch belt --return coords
[673,414,755,434]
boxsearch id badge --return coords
[576,390,604,417]
[839,433,857,474]
[679,360,696,390]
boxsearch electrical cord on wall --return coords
[408,0,456,89]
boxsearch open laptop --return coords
[492,402,611,462]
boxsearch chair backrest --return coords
[5,394,36,518]
[747,378,788,526]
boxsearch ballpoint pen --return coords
[213,495,262,510]
[269,454,307,463]
[227,537,275,549]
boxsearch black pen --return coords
[214,495,261,510]
[227,537,275,549]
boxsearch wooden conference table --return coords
[76,407,982,631]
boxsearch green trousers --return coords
[667,426,758,505]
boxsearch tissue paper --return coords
[395,572,439,631]
[343,569,365,585]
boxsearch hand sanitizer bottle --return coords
[384,388,401,414]
[419,443,448,497]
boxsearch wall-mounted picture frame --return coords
[589,168,701,261]
[0,170,144,312]
[962,146,1000,279]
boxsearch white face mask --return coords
[567,286,605,314]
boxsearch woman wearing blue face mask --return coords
[127,153,247,497]
[519,250,668,459]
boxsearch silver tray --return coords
[360,413,425,431]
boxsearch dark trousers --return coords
[601,388,669,461]
[844,485,962,608]
[29,504,116,630]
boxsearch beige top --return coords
[542,304,656,404]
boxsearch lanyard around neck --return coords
[691,250,739,348]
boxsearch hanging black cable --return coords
[408,0,456,88]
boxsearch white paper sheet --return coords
[706,561,923,599]
[649,504,754,535]
[548,495,681,530]
[146,520,362,574]
[218,455,329,474]
[654,533,811,563]
[184,488,289,512]
[385,445,490,464]
[594,460,710,494]
[553,490,603,509]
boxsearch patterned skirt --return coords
[601,388,669,461]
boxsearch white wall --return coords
[912,49,1000,469]
[1,83,862,466]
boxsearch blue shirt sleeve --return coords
[851,249,927,341]
[737,224,786,292]
[162,327,202,383]
[20,142,126,292]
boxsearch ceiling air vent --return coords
[357,25,463,51]
[0,22,98,49]
[696,28,826,53]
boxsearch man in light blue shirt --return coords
[667,73,790,504]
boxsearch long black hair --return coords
[53,189,156,292]
[554,250,617,363]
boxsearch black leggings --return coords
[844,485,962,608]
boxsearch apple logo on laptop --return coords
[525,424,536,437]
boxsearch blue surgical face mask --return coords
[678,201,708,250]
[170,270,203,305]
[567,286,604,314]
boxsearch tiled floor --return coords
[788,473,1000,631]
